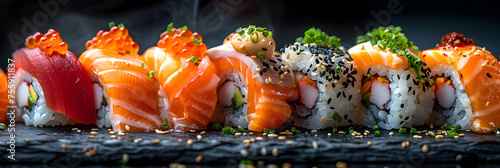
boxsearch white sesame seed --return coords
[272,147,279,157]
[110,135,117,139]
[195,155,203,163]
[240,149,248,157]
[422,144,428,153]
[389,132,394,136]
[118,132,126,136]
[90,131,97,135]
[311,129,317,133]
[456,154,463,161]
[197,135,202,140]
[187,139,193,146]
[151,139,160,144]
[122,153,129,163]
[312,141,318,151]
[125,125,130,131]
[285,140,294,145]
[261,147,267,156]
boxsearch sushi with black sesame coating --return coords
[279,27,363,129]
[347,26,434,130]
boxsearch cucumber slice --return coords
[362,92,371,104]
[27,84,38,110]
[231,87,244,110]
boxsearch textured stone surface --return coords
[1,124,500,167]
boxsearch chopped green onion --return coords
[336,66,341,74]
[250,31,258,43]
[102,96,108,106]
[126,50,131,54]
[268,31,272,37]
[332,128,338,133]
[141,63,144,67]
[399,128,407,134]
[462,54,467,57]
[248,25,256,28]
[296,27,341,48]
[247,27,255,35]
[180,25,188,30]
[240,160,253,165]
[441,123,461,131]
[428,131,436,137]
[262,31,269,37]
[366,73,372,78]
[291,127,300,134]
[256,51,267,61]
[348,126,354,134]
[372,124,379,130]
[212,123,221,130]
[362,93,371,104]
[264,128,275,134]
[109,22,115,29]
[147,70,156,78]
[161,121,168,127]
[447,131,458,138]
[451,125,461,132]
[187,56,199,66]
[374,130,380,136]
[166,22,174,33]
[235,27,244,35]
[193,38,202,44]
[237,126,244,132]
[410,128,417,134]
[493,128,500,133]
[332,112,342,124]
[117,23,125,30]
[256,27,265,32]
[0,123,6,130]
[222,126,236,135]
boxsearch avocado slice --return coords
[27,84,38,110]
[362,92,371,105]
[231,87,244,110]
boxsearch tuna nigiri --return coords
[207,25,298,131]
[421,32,500,134]
[80,23,161,132]
[141,23,220,131]
[13,29,95,127]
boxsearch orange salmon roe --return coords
[85,26,139,55]
[157,27,206,59]
[25,29,68,55]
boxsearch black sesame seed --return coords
[269,59,276,64]
[344,114,348,120]
[406,74,411,80]
[404,116,409,121]
[348,119,353,123]
[337,92,341,98]
[327,98,332,104]
[487,73,492,78]
[397,74,400,80]
[262,48,268,51]
[408,86,412,92]
[348,95,352,101]
[312,67,317,72]
[342,91,346,98]
[399,121,404,125]
[400,103,404,108]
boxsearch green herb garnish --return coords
[441,123,461,132]
[366,73,372,78]
[447,131,459,138]
[180,25,188,30]
[212,123,221,130]
[335,66,341,74]
[166,22,174,33]
[296,27,341,48]
[372,124,379,130]
[235,27,244,35]
[332,128,338,133]
[222,126,236,135]
[237,126,245,132]
[290,127,300,134]
[410,128,417,134]
[356,26,426,81]
[264,128,275,134]
[374,130,380,136]
[193,38,202,44]
[257,51,267,61]
[147,70,156,78]
[348,127,354,134]
[428,131,436,137]
[462,54,467,57]
[117,23,125,30]
[109,22,115,29]
[399,128,407,134]
[332,112,342,124]
[493,128,500,133]
[161,121,168,127]
[187,56,199,66]
[0,123,6,130]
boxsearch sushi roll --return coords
[421,32,500,134]
[80,23,162,132]
[141,23,220,131]
[279,27,362,129]
[0,69,9,124]
[347,26,433,129]
[13,29,96,127]
[207,25,298,131]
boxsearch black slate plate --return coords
[1,123,500,167]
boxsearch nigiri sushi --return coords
[279,28,362,129]
[348,26,433,129]
[0,69,9,124]
[80,23,162,132]
[421,32,500,134]
[207,25,298,131]
[13,29,96,127]
[141,23,220,131]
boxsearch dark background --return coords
[1,0,500,71]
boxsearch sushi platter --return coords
[1,1,500,167]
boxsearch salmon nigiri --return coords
[207,25,298,131]
[421,32,500,134]
[80,23,161,132]
[142,23,219,131]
